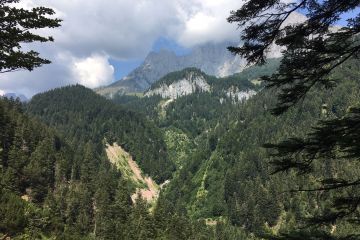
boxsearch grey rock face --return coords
[99,42,249,96]
[98,12,306,97]
[145,73,210,99]
[224,87,257,103]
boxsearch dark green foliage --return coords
[228,0,360,238]
[264,229,360,240]
[1,86,230,239]
[113,94,164,121]
[0,0,61,73]
[0,189,27,236]
[28,84,174,183]
[154,58,360,238]
[0,97,74,238]
[265,98,360,234]
[161,92,235,136]
[228,0,360,114]
[114,61,280,138]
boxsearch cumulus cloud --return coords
[176,0,244,47]
[0,89,5,96]
[1,0,248,96]
[1,51,115,95]
[71,54,114,88]
[41,0,183,59]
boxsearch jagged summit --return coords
[96,41,250,97]
[96,12,306,98]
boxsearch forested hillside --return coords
[0,95,254,240]
[0,97,137,239]
[2,0,359,238]
[27,85,174,183]
[2,53,359,240]
[0,98,73,238]
[114,60,279,137]
[115,58,360,238]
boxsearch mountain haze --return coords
[96,42,248,96]
[96,12,306,97]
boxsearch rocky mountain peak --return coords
[96,13,307,98]
[145,68,210,99]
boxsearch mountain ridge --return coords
[96,42,260,97]
[96,12,306,98]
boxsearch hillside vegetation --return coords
[2,57,359,239]
[27,85,174,183]
[2,89,252,239]
[0,97,136,239]
[116,58,360,237]
[113,60,280,137]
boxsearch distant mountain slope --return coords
[96,42,246,96]
[27,85,174,183]
[112,58,360,237]
[145,68,212,99]
[113,60,280,137]
[96,12,306,97]
[96,42,282,97]
[0,90,223,240]
[144,66,272,101]
[161,58,360,234]
[3,92,28,102]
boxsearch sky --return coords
[0,0,359,97]
[110,37,191,80]
[0,0,245,97]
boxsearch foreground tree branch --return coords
[228,0,360,114]
[229,0,360,239]
[0,0,61,73]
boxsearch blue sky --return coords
[337,8,360,26]
[109,37,192,80]
[112,8,360,81]
[2,0,245,97]
[1,0,359,97]
[109,59,143,80]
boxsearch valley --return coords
[1,56,360,239]
[1,2,360,238]
[1,57,360,239]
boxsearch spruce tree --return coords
[0,0,61,73]
[228,0,360,238]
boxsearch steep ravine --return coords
[105,142,160,203]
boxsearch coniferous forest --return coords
[1,0,360,239]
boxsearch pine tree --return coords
[0,0,61,73]
[228,0,360,238]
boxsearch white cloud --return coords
[71,54,114,88]
[24,0,246,57]
[0,89,5,96]
[177,0,244,47]
[1,51,115,96]
[1,0,248,96]
[41,0,182,59]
